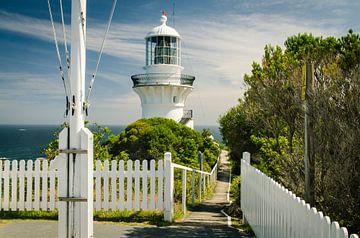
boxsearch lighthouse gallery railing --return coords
[131,73,195,87]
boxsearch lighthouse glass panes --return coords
[146,36,180,66]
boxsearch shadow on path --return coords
[121,150,247,238]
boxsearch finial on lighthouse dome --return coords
[160,11,167,25]
[146,12,180,38]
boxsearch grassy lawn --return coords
[0,202,188,227]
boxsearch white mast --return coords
[55,0,93,237]
[69,0,86,141]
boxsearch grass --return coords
[0,210,168,226]
[0,210,58,220]
[231,217,256,237]
[0,202,189,227]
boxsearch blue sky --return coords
[1,0,360,126]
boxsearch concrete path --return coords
[0,151,245,237]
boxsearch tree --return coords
[43,122,117,162]
[220,30,360,233]
[107,117,220,171]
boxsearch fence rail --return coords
[241,152,359,238]
[172,156,219,213]
[0,153,219,222]
[0,157,171,214]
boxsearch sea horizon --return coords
[0,124,222,161]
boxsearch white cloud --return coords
[0,9,345,124]
[0,72,63,100]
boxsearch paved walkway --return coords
[0,151,245,238]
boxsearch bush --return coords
[230,175,241,206]
[107,117,220,170]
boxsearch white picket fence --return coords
[0,159,58,211]
[241,152,359,238]
[0,153,218,221]
[93,159,166,212]
[0,157,170,212]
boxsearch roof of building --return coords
[146,15,180,38]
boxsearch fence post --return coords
[199,173,202,203]
[243,152,250,164]
[182,170,186,213]
[164,152,174,222]
[192,170,195,207]
[242,152,250,225]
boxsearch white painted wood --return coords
[134,160,140,211]
[316,212,324,238]
[240,152,358,238]
[191,170,195,207]
[157,159,163,210]
[25,160,33,211]
[34,160,40,211]
[243,151,250,164]
[10,160,18,210]
[110,160,117,211]
[331,221,340,238]
[126,160,133,210]
[103,160,109,210]
[149,160,156,210]
[0,160,3,210]
[339,227,349,238]
[18,160,25,210]
[118,160,125,210]
[41,160,48,210]
[322,216,331,238]
[57,128,69,238]
[198,173,202,203]
[79,128,94,238]
[95,160,101,211]
[49,160,56,210]
[182,169,186,213]
[141,160,148,210]
[164,152,173,222]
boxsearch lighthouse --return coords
[131,13,195,128]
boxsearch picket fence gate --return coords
[241,152,359,238]
[0,153,218,222]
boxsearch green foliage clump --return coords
[42,122,117,162]
[107,117,219,170]
[230,176,241,206]
[43,118,220,172]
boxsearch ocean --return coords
[0,124,221,161]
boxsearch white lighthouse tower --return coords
[131,13,195,128]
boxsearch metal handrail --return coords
[172,163,211,175]
[172,156,220,211]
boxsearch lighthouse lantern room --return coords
[131,13,195,128]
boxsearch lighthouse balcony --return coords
[131,73,195,87]
[179,110,193,127]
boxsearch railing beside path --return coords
[0,153,219,222]
[241,152,359,238]
[172,156,219,214]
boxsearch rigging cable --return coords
[47,0,71,117]
[172,1,175,27]
[59,0,71,81]
[84,0,118,115]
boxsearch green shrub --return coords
[230,175,241,205]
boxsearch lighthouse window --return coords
[146,36,180,66]
[146,38,151,66]
[173,96,178,103]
